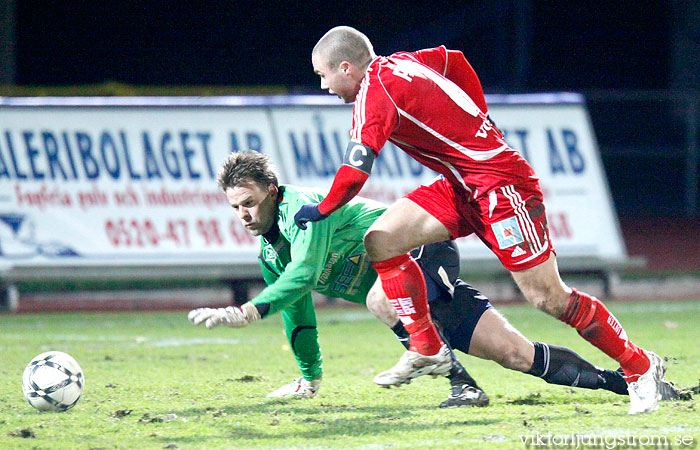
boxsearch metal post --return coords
[1,283,19,313]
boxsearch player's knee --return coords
[363,229,392,260]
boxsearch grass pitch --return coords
[1,299,699,449]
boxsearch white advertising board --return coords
[0,95,626,271]
[0,106,274,265]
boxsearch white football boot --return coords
[266,377,320,399]
[374,344,452,387]
[627,350,665,414]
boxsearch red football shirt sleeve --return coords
[317,164,369,216]
[350,73,399,154]
[318,75,396,216]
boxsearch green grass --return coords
[1,300,699,449]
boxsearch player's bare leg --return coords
[369,282,633,404]
[510,252,666,414]
[365,199,453,383]
[469,308,629,395]
[468,308,534,371]
[364,199,452,262]
[366,279,488,406]
[365,277,400,328]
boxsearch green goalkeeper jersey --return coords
[252,185,386,380]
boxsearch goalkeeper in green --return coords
[189,151,675,406]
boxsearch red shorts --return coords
[405,177,554,271]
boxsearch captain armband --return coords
[343,142,375,175]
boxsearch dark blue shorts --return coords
[412,241,493,354]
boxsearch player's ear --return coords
[268,184,278,199]
[339,61,351,75]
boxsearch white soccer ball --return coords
[22,351,85,412]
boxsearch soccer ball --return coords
[22,351,85,412]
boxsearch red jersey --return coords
[351,46,538,200]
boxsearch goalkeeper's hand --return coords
[188,303,261,329]
[294,203,327,230]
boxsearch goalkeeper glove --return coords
[294,203,327,230]
[188,303,261,329]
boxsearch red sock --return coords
[560,288,650,382]
[372,254,443,356]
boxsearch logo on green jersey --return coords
[347,254,362,265]
[264,247,278,261]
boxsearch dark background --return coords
[10,1,676,91]
[3,1,700,220]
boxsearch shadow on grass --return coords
[159,402,501,442]
[115,392,645,446]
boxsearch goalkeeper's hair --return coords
[313,26,375,70]
[217,150,279,192]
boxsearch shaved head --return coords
[312,26,376,71]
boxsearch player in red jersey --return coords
[294,26,670,414]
